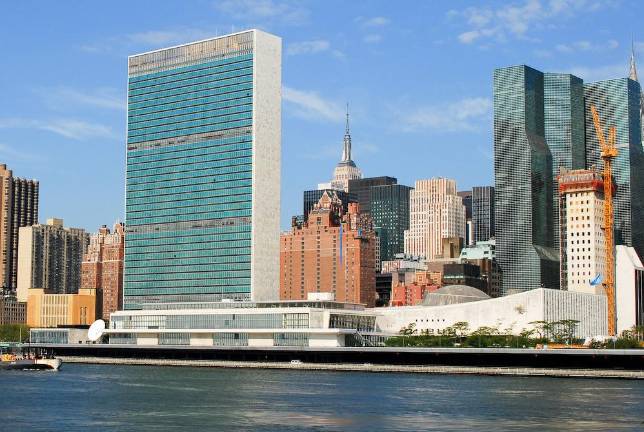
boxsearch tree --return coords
[529,321,552,341]
[556,319,580,345]
[450,321,470,339]
[0,324,30,343]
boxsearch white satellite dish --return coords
[88,319,106,342]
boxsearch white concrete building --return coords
[375,287,607,338]
[558,169,605,294]
[616,246,644,334]
[404,178,465,260]
[106,300,384,348]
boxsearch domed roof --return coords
[421,285,490,307]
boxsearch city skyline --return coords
[1,1,643,231]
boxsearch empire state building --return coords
[318,106,363,192]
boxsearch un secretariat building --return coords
[123,30,281,310]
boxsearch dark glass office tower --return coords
[472,186,494,243]
[124,30,282,309]
[544,73,586,252]
[370,184,412,261]
[347,176,397,216]
[494,65,559,294]
[584,78,644,257]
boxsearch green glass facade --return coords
[584,78,644,257]
[494,65,559,294]
[544,73,586,252]
[124,31,281,309]
[370,184,412,262]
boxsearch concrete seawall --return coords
[59,356,644,379]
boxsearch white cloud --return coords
[0,143,36,161]
[0,118,114,140]
[356,16,390,27]
[126,28,214,47]
[80,27,216,53]
[555,39,619,53]
[283,86,344,123]
[452,0,611,44]
[286,40,331,56]
[363,34,383,44]
[214,0,309,26]
[565,63,627,82]
[400,97,493,132]
[40,87,125,111]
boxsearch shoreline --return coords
[58,356,644,379]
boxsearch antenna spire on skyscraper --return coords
[629,37,639,82]
[342,103,352,162]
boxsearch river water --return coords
[1,364,642,431]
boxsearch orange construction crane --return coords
[590,105,618,336]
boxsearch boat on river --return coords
[0,346,61,370]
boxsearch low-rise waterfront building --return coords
[375,287,607,338]
[106,299,384,347]
[30,327,90,344]
[616,245,644,334]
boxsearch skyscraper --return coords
[494,65,559,294]
[348,176,397,217]
[82,223,125,320]
[457,191,473,245]
[17,218,89,302]
[628,42,644,148]
[558,169,605,294]
[584,77,644,257]
[319,107,362,192]
[124,30,281,309]
[404,178,466,261]
[371,184,412,261]
[544,72,586,251]
[472,186,495,243]
[0,164,39,293]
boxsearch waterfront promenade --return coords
[30,343,644,378]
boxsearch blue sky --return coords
[0,0,641,231]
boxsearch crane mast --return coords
[590,105,618,336]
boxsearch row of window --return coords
[127,203,252,223]
[127,225,251,243]
[127,209,252,227]
[127,186,252,207]
[127,119,253,145]
[127,162,252,186]
[126,193,252,214]
[112,313,309,331]
[129,53,253,85]
[129,104,252,132]
[129,96,253,126]
[128,111,252,139]
[124,281,252,293]
[129,65,253,97]
[128,82,253,114]
[129,73,253,104]
[126,171,252,193]
[127,153,252,180]
[127,141,252,169]
[130,82,252,118]
[125,262,251,275]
